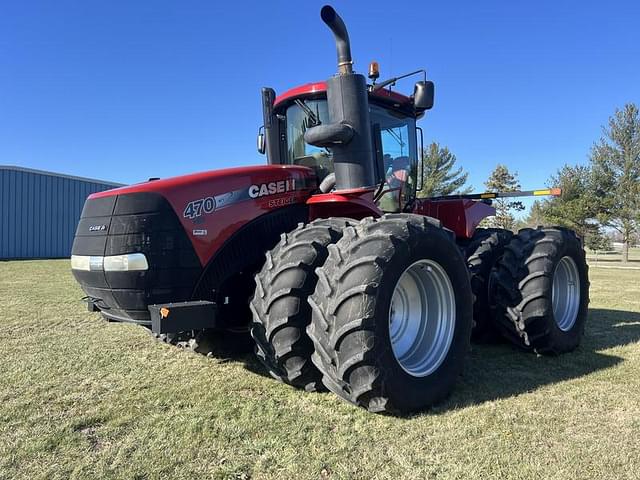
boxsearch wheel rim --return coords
[552,256,581,331]
[388,259,456,377]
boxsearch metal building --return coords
[0,166,123,259]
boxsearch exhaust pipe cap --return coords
[320,5,353,74]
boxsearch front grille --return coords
[71,192,202,324]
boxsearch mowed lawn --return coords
[1,261,639,480]
[586,247,640,265]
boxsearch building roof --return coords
[0,165,125,187]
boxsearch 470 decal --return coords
[183,196,216,219]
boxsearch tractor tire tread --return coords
[491,226,590,354]
[307,214,471,414]
[250,217,351,391]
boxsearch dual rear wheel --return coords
[463,226,589,352]
[491,227,589,353]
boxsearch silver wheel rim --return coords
[552,256,581,331]
[388,259,456,377]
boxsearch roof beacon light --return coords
[368,61,380,83]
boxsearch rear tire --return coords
[250,218,351,391]
[491,227,589,354]
[307,214,473,414]
[464,228,513,342]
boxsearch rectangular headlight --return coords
[103,253,149,272]
[71,255,91,271]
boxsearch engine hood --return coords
[86,164,317,266]
[89,164,316,200]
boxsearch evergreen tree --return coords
[417,142,471,198]
[519,200,547,229]
[527,164,608,249]
[483,164,525,230]
[590,103,640,262]
[541,164,599,238]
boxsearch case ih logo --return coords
[88,224,106,232]
[248,179,296,198]
[183,179,298,220]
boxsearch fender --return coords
[307,188,383,221]
[412,198,496,239]
[191,204,309,328]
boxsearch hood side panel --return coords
[89,165,317,265]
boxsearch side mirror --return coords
[413,80,435,111]
[257,126,265,154]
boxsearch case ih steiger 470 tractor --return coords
[71,6,589,414]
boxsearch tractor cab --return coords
[259,75,433,213]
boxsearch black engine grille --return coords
[71,192,202,324]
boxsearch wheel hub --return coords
[388,259,456,377]
[552,255,581,331]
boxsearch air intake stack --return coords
[304,6,378,191]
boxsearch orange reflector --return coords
[480,193,496,199]
[532,188,562,196]
[160,307,170,318]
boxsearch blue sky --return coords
[1,0,639,208]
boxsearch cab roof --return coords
[274,81,417,115]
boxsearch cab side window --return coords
[376,122,414,213]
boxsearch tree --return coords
[590,103,640,262]
[584,229,612,252]
[517,200,547,230]
[417,142,471,198]
[483,164,525,230]
[540,164,600,236]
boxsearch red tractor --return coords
[71,6,589,414]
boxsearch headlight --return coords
[71,253,149,272]
[71,255,92,271]
[103,253,149,271]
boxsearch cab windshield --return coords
[284,99,418,212]
[285,100,333,180]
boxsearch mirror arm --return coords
[371,69,425,92]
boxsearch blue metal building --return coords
[0,166,123,259]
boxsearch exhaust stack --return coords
[304,5,378,192]
[320,5,353,75]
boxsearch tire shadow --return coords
[440,308,640,411]
[178,329,275,380]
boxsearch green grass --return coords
[1,260,639,480]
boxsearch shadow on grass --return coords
[179,329,274,380]
[183,308,640,412]
[442,308,640,411]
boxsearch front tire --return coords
[250,218,350,391]
[491,227,589,354]
[307,214,473,414]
